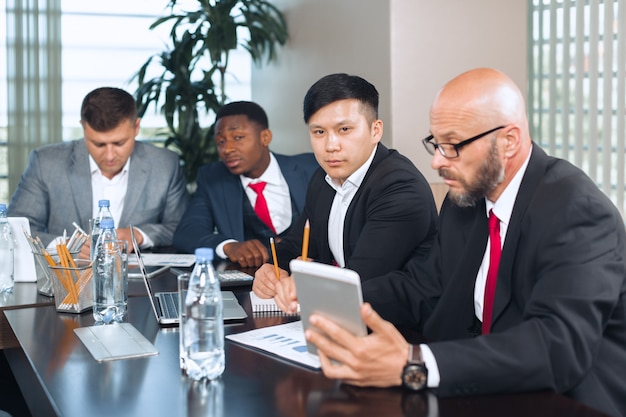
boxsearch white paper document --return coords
[128,253,195,267]
[226,320,320,369]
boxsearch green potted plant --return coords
[133,0,288,185]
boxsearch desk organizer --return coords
[32,249,80,297]
[49,260,93,313]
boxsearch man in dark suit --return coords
[253,73,437,306]
[303,68,626,417]
[8,87,189,255]
[173,101,319,267]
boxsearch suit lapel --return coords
[220,172,245,239]
[492,145,549,327]
[342,143,389,257]
[425,199,488,339]
[276,154,309,214]
[121,142,148,227]
[316,180,335,263]
[451,201,488,317]
[68,141,94,227]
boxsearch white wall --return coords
[252,0,527,183]
[252,0,392,155]
[390,0,527,182]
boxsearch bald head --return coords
[428,68,532,204]
[431,68,530,144]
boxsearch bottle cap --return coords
[100,218,115,229]
[98,199,111,207]
[194,248,214,262]
[0,203,6,211]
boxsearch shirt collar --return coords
[485,144,532,225]
[325,145,378,191]
[88,155,131,177]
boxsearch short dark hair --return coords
[80,87,137,132]
[215,101,269,129]
[302,73,379,124]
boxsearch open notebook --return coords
[249,292,300,316]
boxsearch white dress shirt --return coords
[216,153,291,258]
[325,147,376,267]
[89,155,153,248]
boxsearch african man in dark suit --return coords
[173,101,319,267]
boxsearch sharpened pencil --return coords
[270,237,280,280]
[302,219,310,261]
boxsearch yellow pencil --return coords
[270,237,280,280]
[302,219,310,261]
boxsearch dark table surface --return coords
[4,273,611,417]
[0,283,55,350]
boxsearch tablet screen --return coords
[290,259,367,357]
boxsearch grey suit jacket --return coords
[8,139,189,247]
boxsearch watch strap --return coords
[408,344,424,364]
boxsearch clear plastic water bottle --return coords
[0,204,14,293]
[180,248,225,380]
[93,218,126,323]
[90,199,113,261]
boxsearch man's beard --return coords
[439,140,504,207]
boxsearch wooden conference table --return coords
[3,271,611,417]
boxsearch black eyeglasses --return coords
[422,126,506,159]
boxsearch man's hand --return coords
[79,240,91,260]
[253,263,288,298]
[274,275,299,314]
[224,240,269,267]
[305,303,410,387]
[116,227,140,253]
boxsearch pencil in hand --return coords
[270,237,280,280]
[302,219,310,261]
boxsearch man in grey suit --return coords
[9,87,189,255]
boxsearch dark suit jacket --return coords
[364,145,626,417]
[8,140,189,247]
[276,143,438,281]
[173,152,319,254]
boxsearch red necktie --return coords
[248,181,276,234]
[482,209,501,334]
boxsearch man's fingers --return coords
[227,241,269,267]
[252,264,279,298]
[308,312,359,349]
[274,276,298,313]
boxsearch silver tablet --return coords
[290,259,367,358]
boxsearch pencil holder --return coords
[32,248,80,297]
[48,259,93,313]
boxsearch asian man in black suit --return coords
[253,73,437,303]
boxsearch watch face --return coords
[402,364,427,391]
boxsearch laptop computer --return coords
[130,228,248,326]
[128,264,170,279]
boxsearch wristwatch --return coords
[401,344,428,391]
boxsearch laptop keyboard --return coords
[170,268,254,287]
[217,270,254,287]
[157,292,179,319]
